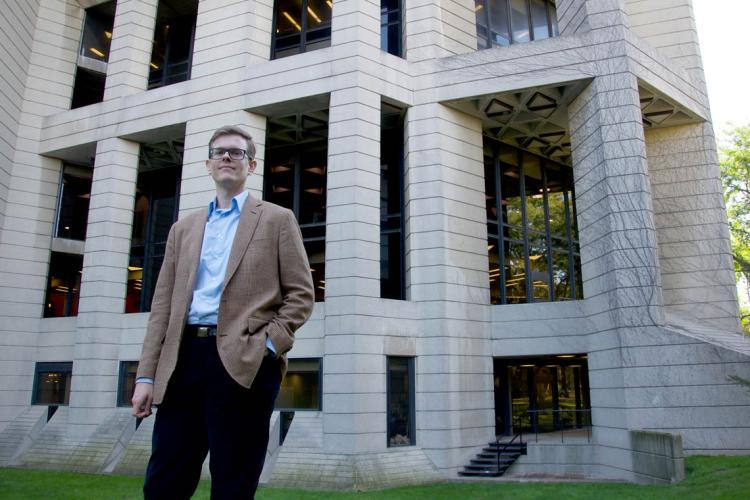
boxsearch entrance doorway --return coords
[494,354,591,436]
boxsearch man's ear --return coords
[248,159,257,175]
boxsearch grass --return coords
[0,456,748,499]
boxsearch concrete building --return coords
[0,0,749,488]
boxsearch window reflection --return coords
[475,0,557,50]
[486,141,581,304]
[32,362,73,405]
[56,164,92,241]
[276,358,321,409]
[44,252,83,318]
[272,0,333,59]
[71,1,114,109]
[387,357,414,446]
[148,0,197,89]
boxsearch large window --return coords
[387,356,415,447]
[125,142,182,313]
[55,164,92,240]
[381,0,402,56]
[494,355,591,435]
[71,1,115,108]
[475,0,558,49]
[44,252,83,318]
[148,0,198,89]
[276,358,322,410]
[272,0,332,59]
[485,140,581,304]
[32,362,73,405]
[381,103,405,300]
[264,111,328,302]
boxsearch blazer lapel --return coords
[184,207,209,300]
[223,194,263,288]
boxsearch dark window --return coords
[494,355,591,435]
[32,362,73,405]
[148,1,198,89]
[276,358,322,410]
[381,0,402,56]
[125,141,182,313]
[117,361,138,407]
[264,111,328,302]
[475,0,557,49]
[44,252,83,318]
[55,164,92,240]
[387,356,415,446]
[272,0,332,59]
[485,140,581,304]
[381,103,405,300]
[71,1,115,109]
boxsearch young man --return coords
[131,125,314,499]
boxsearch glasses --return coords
[208,148,249,160]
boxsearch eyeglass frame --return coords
[208,148,252,161]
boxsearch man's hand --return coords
[132,383,154,418]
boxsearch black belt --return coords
[184,325,217,338]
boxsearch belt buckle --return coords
[197,326,210,338]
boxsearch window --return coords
[276,358,322,410]
[44,252,83,318]
[264,111,328,302]
[32,362,73,405]
[125,141,182,313]
[55,164,92,240]
[475,0,558,49]
[71,1,115,109]
[381,0,402,56]
[387,356,414,446]
[381,103,405,299]
[485,141,581,304]
[148,0,198,89]
[272,0,332,59]
[494,355,591,435]
[117,361,138,407]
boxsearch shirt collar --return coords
[208,190,249,217]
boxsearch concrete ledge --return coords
[630,429,684,484]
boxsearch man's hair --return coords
[208,125,256,159]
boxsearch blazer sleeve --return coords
[136,223,177,379]
[265,209,315,356]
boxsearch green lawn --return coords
[0,456,748,499]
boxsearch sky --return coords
[692,0,750,138]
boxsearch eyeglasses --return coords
[208,148,249,160]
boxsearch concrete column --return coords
[68,137,139,438]
[103,0,158,100]
[322,88,383,452]
[191,0,273,79]
[403,102,494,471]
[180,111,267,213]
[404,0,476,62]
[331,0,380,49]
[647,123,741,332]
[556,0,629,36]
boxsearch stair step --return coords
[458,470,502,477]
[471,458,516,465]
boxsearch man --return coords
[131,125,314,499]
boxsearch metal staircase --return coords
[458,435,526,477]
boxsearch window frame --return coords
[117,361,139,407]
[271,0,333,59]
[475,0,557,50]
[380,0,403,57]
[275,357,323,411]
[32,362,73,406]
[386,356,415,447]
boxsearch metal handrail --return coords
[495,431,523,475]
[523,408,592,443]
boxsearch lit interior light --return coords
[150,62,159,70]
[104,31,112,39]
[475,3,483,11]
[326,0,333,8]
[487,244,494,251]
[520,364,534,368]
[127,266,143,272]
[557,354,575,358]
[89,47,105,57]
[307,6,321,23]
[283,11,302,31]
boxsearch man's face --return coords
[205,134,256,191]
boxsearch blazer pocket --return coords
[247,316,270,335]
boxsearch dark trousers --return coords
[144,337,281,500]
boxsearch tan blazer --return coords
[136,194,315,404]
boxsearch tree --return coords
[719,125,750,334]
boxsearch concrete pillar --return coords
[191,0,273,79]
[322,88,384,452]
[331,0,380,49]
[68,137,140,438]
[104,0,158,100]
[403,102,494,471]
[404,0,477,62]
[647,123,741,332]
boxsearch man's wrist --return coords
[135,377,154,385]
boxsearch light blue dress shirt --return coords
[136,191,273,386]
